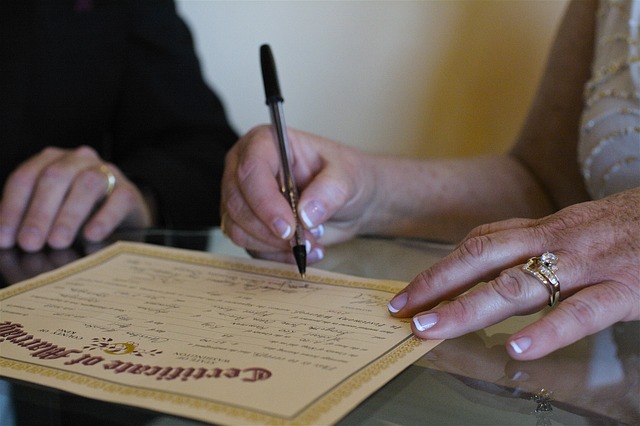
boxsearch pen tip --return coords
[292,244,307,278]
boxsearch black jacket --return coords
[0,0,237,227]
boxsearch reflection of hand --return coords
[505,330,639,415]
[0,248,81,286]
[426,327,639,423]
[221,125,378,264]
[426,332,512,384]
[0,146,152,252]
[389,187,640,360]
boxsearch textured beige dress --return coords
[579,0,640,199]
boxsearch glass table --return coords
[1,228,637,425]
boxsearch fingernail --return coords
[300,200,326,228]
[310,224,325,239]
[308,247,324,262]
[48,226,73,249]
[17,226,44,252]
[0,225,15,248]
[388,292,408,313]
[84,224,106,242]
[272,218,291,239]
[509,337,532,354]
[413,313,438,332]
[509,370,530,381]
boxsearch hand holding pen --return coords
[260,44,307,277]
[219,51,377,266]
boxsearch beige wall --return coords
[177,0,569,158]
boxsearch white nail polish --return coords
[281,225,292,239]
[510,341,523,354]
[413,313,438,332]
[387,303,400,313]
[300,209,314,228]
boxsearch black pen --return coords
[260,44,306,277]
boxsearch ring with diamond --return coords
[98,164,116,198]
[523,252,560,307]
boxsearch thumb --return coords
[297,164,361,244]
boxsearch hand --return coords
[0,146,152,252]
[221,125,378,263]
[388,187,640,360]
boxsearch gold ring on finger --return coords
[98,164,116,198]
[522,252,560,307]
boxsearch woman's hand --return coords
[0,146,152,252]
[388,187,640,360]
[221,125,379,264]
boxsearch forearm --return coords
[510,0,596,208]
[361,154,554,242]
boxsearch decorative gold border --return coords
[1,242,403,302]
[1,241,429,424]
[1,336,425,425]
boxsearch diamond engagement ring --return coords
[523,252,560,307]
[98,164,116,198]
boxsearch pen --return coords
[260,44,307,277]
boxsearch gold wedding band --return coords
[523,252,560,307]
[98,164,116,197]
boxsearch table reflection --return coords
[0,228,638,425]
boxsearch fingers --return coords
[394,250,583,339]
[387,190,640,360]
[506,280,639,360]
[388,224,542,316]
[221,125,372,255]
[47,163,118,248]
[0,147,66,249]
[221,126,295,251]
[0,146,149,252]
[81,163,152,243]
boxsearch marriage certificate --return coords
[0,241,440,425]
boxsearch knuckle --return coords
[73,145,99,160]
[224,220,252,250]
[412,268,437,292]
[22,211,51,226]
[535,206,592,242]
[40,146,64,157]
[443,297,475,324]
[235,157,261,186]
[457,234,494,262]
[558,298,598,330]
[77,168,106,190]
[490,269,533,304]
[6,167,37,190]
[250,125,274,140]
[464,223,493,240]
[40,163,70,182]
[224,188,246,220]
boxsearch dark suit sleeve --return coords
[111,0,237,228]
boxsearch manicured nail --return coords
[310,224,325,239]
[308,247,324,262]
[509,370,530,381]
[0,225,15,248]
[17,227,44,252]
[48,226,73,249]
[509,337,532,354]
[387,292,408,313]
[413,313,438,332]
[272,218,291,239]
[300,200,326,228]
[84,223,106,242]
